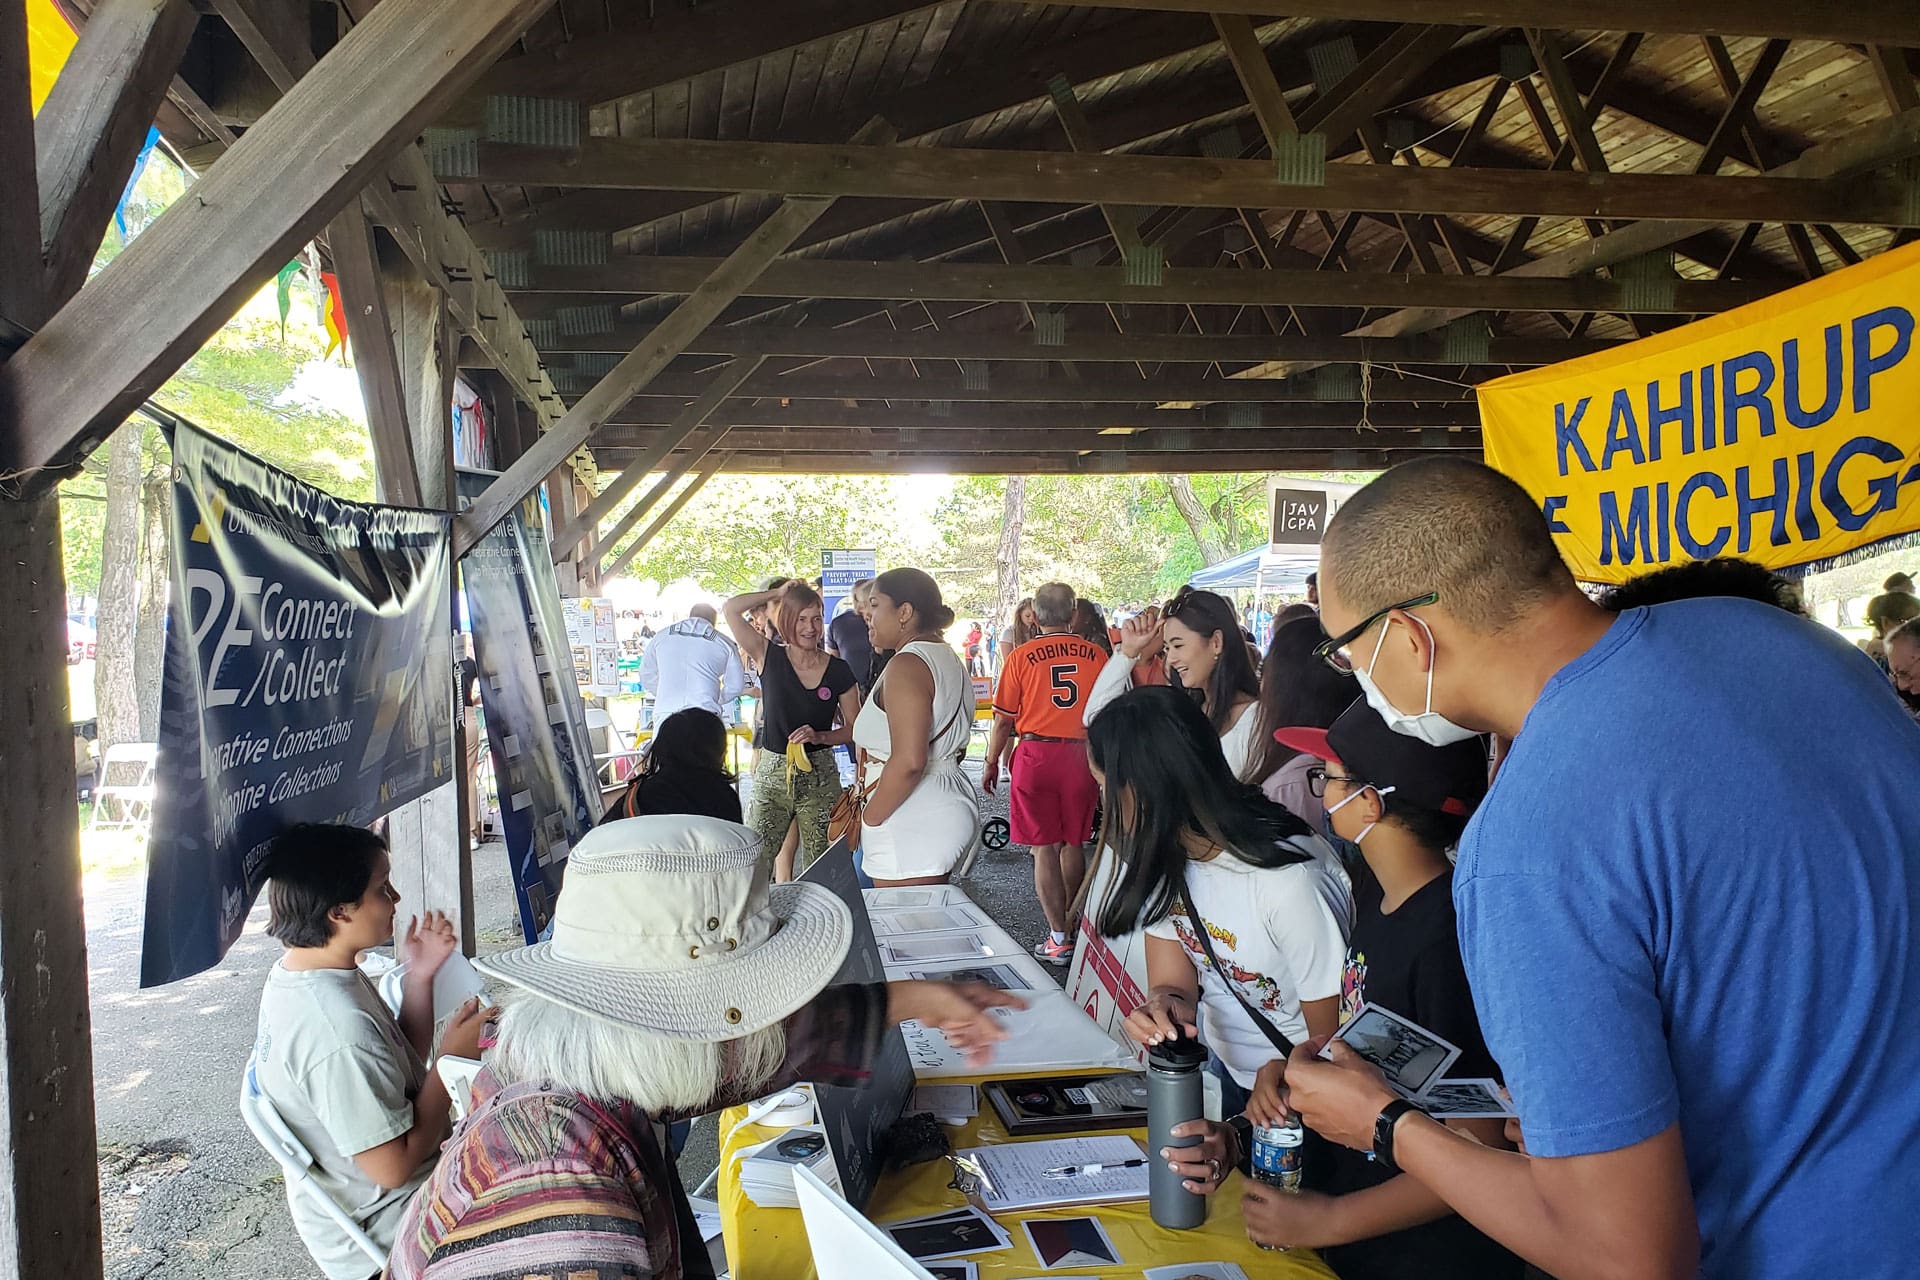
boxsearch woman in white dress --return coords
[853,568,982,886]
[1084,587,1263,777]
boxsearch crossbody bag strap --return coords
[1178,870,1297,1059]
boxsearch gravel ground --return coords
[89,757,1056,1278]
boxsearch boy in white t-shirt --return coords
[251,824,495,1280]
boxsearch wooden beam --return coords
[587,426,731,566]
[690,447,1456,474]
[548,355,764,560]
[601,426,1477,454]
[469,136,1912,227]
[1695,38,1791,176]
[1309,24,1459,149]
[515,256,1771,315]
[602,368,1475,404]
[595,401,1480,432]
[969,0,1920,44]
[601,453,728,579]
[1868,46,1920,114]
[455,0,935,117]
[219,0,578,484]
[542,322,1616,365]
[1526,29,1609,174]
[0,0,42,333]
[0,0,555,496]
[34,0,198,304]
[1212,12,1298,152]
[453,121,895,559]
[328,198,424,506]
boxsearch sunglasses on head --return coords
[1312,590,1440,673]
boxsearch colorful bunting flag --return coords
[320,270,348,363]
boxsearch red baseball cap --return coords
[1275,697,1486,817]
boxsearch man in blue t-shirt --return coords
[1284,457,1920,1280]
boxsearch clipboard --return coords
[943,1136,1149,1213]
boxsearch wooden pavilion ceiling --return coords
[187,0,1920,476]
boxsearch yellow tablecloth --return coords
[719,1073,1337,1279]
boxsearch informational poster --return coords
[560,596,621,696]
[821,548,877,620]
[1063,852,1150,1066]
[457,468,600,943]
[141,422,454,986]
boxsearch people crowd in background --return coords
[259,456,1920,1280]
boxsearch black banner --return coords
[141,423,454,987]
[456,468,598,943]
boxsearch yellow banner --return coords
[1478,240,1920,584]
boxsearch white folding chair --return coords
[238,1057,388,1271]
[587,706,644,788]
[91,742,158,830]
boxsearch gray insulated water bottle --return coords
[1146,1031,1210,1229]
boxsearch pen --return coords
[1041,1158,1148,1179]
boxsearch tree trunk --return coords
[992,476,1026,639]
[94,425,144,753]
[135,440,171,741]
[1165,475,1231,565]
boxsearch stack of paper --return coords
[734,1125,840,1208]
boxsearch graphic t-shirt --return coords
[253,963,437,1279]
[1458,598,1920,1278]
[1143,840,1351,1087]
[993,633,1109,740]
[1323,866,1521,1280]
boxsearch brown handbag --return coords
[827,663,968,852]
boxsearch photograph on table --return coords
[882,932,994,965]
[906,962,1034,992]
[1021,1215,1123,1269]
[881,1205,1013,1261]
[925,1265,979,1280]
[909,1084,979,1120]
[1142,1264,1251,1280]
[983,1071,1149,1136]
[1418,1077,1517,1119]
[868,905,988,936]
[1323,1002,1463,1099]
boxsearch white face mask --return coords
[1353,614,1480,747]
[1327,782,1394,845]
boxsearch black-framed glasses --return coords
[1313,591,1440,673]
[1306,765,1365,798]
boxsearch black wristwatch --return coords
[1371,1098,1424,1172]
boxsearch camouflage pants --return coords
[748,747,842,874]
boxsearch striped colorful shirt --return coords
[385,983,888,1280]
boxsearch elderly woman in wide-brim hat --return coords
[386,816,1020,1280]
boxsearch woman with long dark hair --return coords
[724,581,861,878]
[1243,616,1360,831]
[601,708,742,824]
[1072,598,1115,656]
[1091,686,1351,1133]
[1085,587,1261,776]
[853,569,981,886]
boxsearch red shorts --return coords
[1009,738,1098,848]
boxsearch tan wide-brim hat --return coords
[476,815,853,1040]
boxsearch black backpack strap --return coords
[1178,870,1296,1059]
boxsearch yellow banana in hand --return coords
[786,741,813,773]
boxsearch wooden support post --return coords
[0,8,101,1265]
[0,0,555,495]
[548,355,765,560]
[330,198,424,506]
[587,428,732,568]
[601,454,729,581]
[452,117,895,558]
[1868,46,1920,114]
[34,0,198,305]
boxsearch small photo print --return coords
[1325,1002,1463,1099]
[924,1265,979,1280]
[1143,1265,1250,1280]
[1419,1078,1517,1119]
[881,1207,1010,1261]
[1022,1216,1122,1270]
[907,963,1033,992]
[882,933,991,965]
[869,906,984,936]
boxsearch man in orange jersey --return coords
[983,582,1109,964]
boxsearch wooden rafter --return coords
[0,0,556,495]
[0,0,42,333]
[598,368,1476,404]
[969,0,1920,44]
[607,446,1459,475]
[469,136,1914,227]
[600,451,728,578]
[514,255,1772,314]
[599,426,1479,453]
[328,197,424,507]
[591,401,1481,432]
